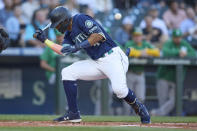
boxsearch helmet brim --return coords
[50,17,67,28]
[50,21,61,28]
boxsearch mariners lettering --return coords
[73,33,88,43]
[89,26,98,33]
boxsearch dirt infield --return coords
[0,121,197,129]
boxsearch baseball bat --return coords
[33,22,51,38]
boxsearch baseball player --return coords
[0,28,9,53]
[151,29,196,116]
[125,27,160,103]
[34,6,150,124]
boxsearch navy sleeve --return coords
[76,14,106,40]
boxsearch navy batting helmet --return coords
[49,6,71,28]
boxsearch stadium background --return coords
[0,0,197,118]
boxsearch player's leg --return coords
[62,59,107,81]
[156,82,175,116]
[54,59,106,122]
[151,79,172,116]
[98,47,150,123]
[124,72,136,115]
[135,73,146,102]
[127,72,136,94]
[157,79,169,107]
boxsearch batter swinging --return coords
[34,6,150,124]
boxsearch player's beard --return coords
[58,20,71,34]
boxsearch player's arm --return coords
[61,31,105,55]
[75,14,106,47]
[144,43,160,57]
[33,29,65,55]
[40,48,56,72]
[88,33,104,46]
[127,48,160,58]
[162,41,179,57]
[40,60,55,72]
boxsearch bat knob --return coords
[33,33,37,38]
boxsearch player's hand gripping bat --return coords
[33,23,64,56]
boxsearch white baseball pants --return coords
[61,47,129,98]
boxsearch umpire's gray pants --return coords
[153,79,175,116]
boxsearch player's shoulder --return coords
[164,40,172,44]
[143,40,152,46]
[181,39,189,45]
[125,40,135,47]
[163,40,173,47]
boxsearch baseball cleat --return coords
[132,99,151,124]
[53,111,81,123]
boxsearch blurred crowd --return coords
[0,0,113,47]
[0,0,196,49]
[1,0,197,116]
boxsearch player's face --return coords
[173,37,182,45]
[133,35,143,44]
[55,19,71,34]
[55,22,64,33]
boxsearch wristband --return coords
[78,40,91,49]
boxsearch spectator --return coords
[40,29,64,85]
[49,0,61,10]
[64,0,79,16]
[76,0,112,13]
[115,16,133,46]
[123,27,160,115]
[151,29,196,116]
[0,0,4,10]
[194,2,197,14]
[140,6,168,36]
[83,5,94,18]
[0,0,13,27]
[79,4,102,26]
[21,0,39,24]
[142,15,163,48]
[179,1,186,10]
[5,5,20,47]
[113,0,137,10]
[187,20,197,41]
[125,27,160,103]
[163,1,186,30]
[180,7,196,37]
[40,0,50,8]
[13,0,22,7]
[24,8,55,47]
[94,0,113,13]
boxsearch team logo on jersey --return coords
[85,20,93,28]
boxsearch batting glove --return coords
[61,44,79,55]
[34,29,47,43]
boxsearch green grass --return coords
[0,115,196,131]
[0,115,197,123]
